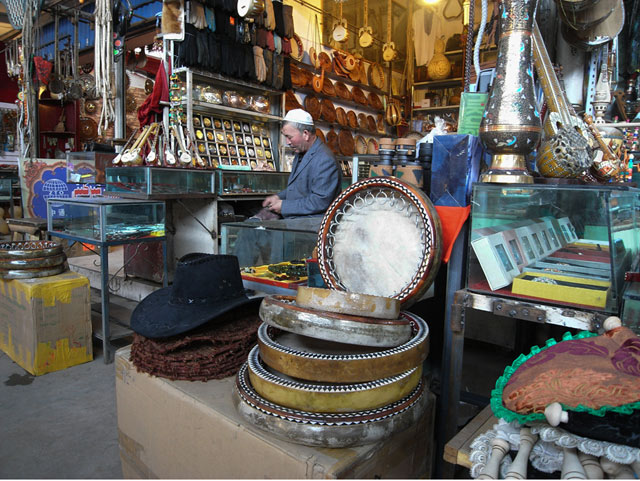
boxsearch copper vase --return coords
[479,0,542,183]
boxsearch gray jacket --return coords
[278,138,342,218]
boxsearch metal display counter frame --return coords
[46,198,168,364]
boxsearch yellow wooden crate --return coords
[0,271,93,375]
[512,271,610,308]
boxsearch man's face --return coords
[281,124,309,153]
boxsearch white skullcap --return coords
[283,108,314,125]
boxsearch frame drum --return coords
[317,177,442,307]
[233,364,428,448]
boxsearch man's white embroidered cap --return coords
[284,108,314,125]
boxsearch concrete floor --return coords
[0,340,124,479]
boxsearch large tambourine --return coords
[317,177,442,307]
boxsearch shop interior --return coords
[0,0,639,477]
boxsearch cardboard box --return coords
[116,346,435,479]
[0,271,93,375]
[512,271,610,308]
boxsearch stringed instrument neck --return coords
[532,21,573,130]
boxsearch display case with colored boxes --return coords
[47,197,166,244]
[105,166,215,198]
[467,183,640,314]
[215,170,289,196]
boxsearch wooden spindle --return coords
[561,448,587,479]
[600,458,636,479]
[478,437,510,479]
[505,428,538,479]
[577,452,603,479]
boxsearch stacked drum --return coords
[0,241,67,279]
[234,177,444,448]
[233,287,430,448]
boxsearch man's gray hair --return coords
[284,120,315,133]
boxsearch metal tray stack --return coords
[233,287,430,448]
[0,241,68,279]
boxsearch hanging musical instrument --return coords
[309,15,322,69]
[382,0,397,62]
[112,128,139,165]
[358,0,374,48]
[144,123,161,165]
[121,123,157,165]
[331,2,349,43]
[172,125,192,165]
[163,121,177,166]
[312,67,324,93]
[532,20,593,178]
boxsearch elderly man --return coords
[262,109,342,218]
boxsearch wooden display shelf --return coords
[291,59,389,97]
[413,77,464,89]
[314,118,385,137]
[443,405,496,469]
[413,105,460,112]
[294,86,384,115]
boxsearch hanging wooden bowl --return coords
[334,82,352,101]
[84,100,97,115]
[78,117,98,141]
[366,138,378,154]
[338,129,355,156]
[335,107,348,127]
[352,86,368,106]
[304,95,322,120]
[285,90,302,112]
[145,78,154,95]
[321,98,337,123]
[368,92,383,110]
[366,115,377,132]
[316,128,326,143]
[347,110,358,129]
[290,64,305,87]
[322,79,336,97]
[357,112,368,130]
[291,34,305,62]
[326,127,339,154]
[318,52,332,72]
[354,135,367,155]
[368,62,385,90]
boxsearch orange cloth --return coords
[434,205,471,264]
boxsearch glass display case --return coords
[220,217,321,268]
[467,183,640,313]
[105,167,215,198]
[216,170,289,196]
[47,197,166,243]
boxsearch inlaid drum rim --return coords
[0,264,66,279]
[259,311,426,361]
[296,285,401,320]
[247,346,422,412]
[261,295,407,325]
[259,296,412,348]
[317,177,442,307]
[0,241,63,259]
[235,362,426,424]
[0,253,66,269]
[256,311,429,382]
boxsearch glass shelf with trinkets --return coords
[105,166,216,199]
[172,68,284,174]
[216,170,289,197]
[46,197,166,244]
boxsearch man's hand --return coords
[263,194,283,214]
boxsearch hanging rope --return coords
[94,0,116,135]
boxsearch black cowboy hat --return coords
[130,253,260,338]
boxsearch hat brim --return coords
[130,288,262,339]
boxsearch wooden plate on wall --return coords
[366,137,378,154]
[357,113,368,130]
[304,95,321,120]
[368,63,385,90]
[368,92,383,110]
[322,79,336,97]
[347,110,358,129]
[335,82,352,101]
[352,86,368,106]
[319,52,332,72]
[326,128,339,154]
[316,128,326,143]
[338,129,355,156]
[321,98,337,123]
[335,107,348,127]
[366,115,376,132]
[354,135,367,154]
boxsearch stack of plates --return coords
[0,241,67,279]
[233,287,430,448]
